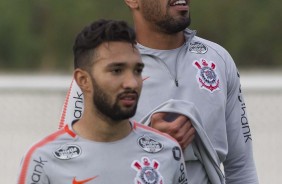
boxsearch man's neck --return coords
[72,112,132,142]
[134,19,186,50]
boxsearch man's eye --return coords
[135,68,143,75]
[112,69,122,74]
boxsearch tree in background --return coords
[0,0,281,72]
[191,0,282,68]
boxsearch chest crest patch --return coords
[189,41,208,54]
[131,157,163,184]
[193,59,220,92]
[138,135,163,153]
[53,144,82,160]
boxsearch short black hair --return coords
[73,19,136,69]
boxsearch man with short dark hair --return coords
[60,1,259,183]
[17,19,188,184]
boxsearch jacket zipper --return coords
[142,44,186,88]
[146,55,178,87]
[175,79,179,87]
[174,43,187,87]
[139,29,196,88]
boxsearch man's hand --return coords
[151,112,195,150]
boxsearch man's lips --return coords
[169,0,189,11]
[170,0,188,6]
[119,93,138,106]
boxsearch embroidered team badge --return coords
[138,135,163,153]
[53,144,82,160]
[189,41,208,54]
[131,157,163,184]
[194,59,220,92]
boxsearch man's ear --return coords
[74,69,92,93]
[124,0,139,9]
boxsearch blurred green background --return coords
[0,0,281,73]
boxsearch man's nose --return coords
[122,72,140,89]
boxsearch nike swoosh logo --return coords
[142,76,150,81]
[72,176,98,184]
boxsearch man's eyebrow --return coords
[106,62,126,68]
[106,62,144,68]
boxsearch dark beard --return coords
[157,15,191,34]
[141,0,191,34]
[92,77,138,121]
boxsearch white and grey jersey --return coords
[135,29,258,183]
[17,122,188,184]
[58,28,259,184]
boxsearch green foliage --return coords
[190,0,282,68]
[0,0,281,72]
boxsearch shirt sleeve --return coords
[171,146,189,184]
[224,53,259,183]
[17,153,49,184]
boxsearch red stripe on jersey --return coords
[64,124,76,138]
[133,121,178,143]
[18,128,66,184]
[58,78,74,129]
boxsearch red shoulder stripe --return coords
[18,128,66,184]
[64,124,76,138]
[58,78,74,129]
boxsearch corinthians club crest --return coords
[131,157,163,184]
[193,59,220,92]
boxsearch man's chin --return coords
[109,109,137,121]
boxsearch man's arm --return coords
[17,154,49,184]
[224,55,259,183]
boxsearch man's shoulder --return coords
[184,29,227,53]
[23,128,71,157]
[190,34,234,63]
[192,36,228,53]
